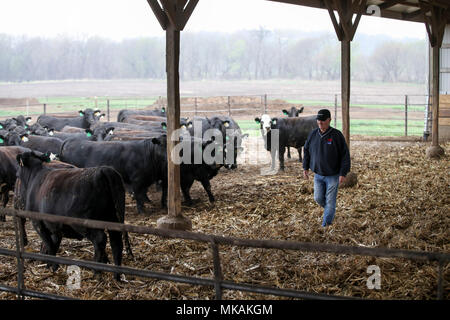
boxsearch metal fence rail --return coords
[0,93,431,137]
[0,207,448,300]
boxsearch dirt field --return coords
[0,140,448,300]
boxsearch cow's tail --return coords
[101,167,133,259]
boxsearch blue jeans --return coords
[314,174,339,227]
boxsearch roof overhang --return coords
[267,0,450,24]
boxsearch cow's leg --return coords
[287,147,291,159]
[0,190,8,222]
[108,230,123,281]
[133,186,148,214]
[33,222,59,270]
[160,179,168,209]
[87,230,109,278]
[181,177,194,205]
[297,147,303,163]
[279,147,286,171]
[200,178,215,203]
[20,217,28,246]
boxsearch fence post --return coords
[405,95,408,137]
[43,103,47,115]
[107,99,110,122]
[13,215,25,300]
[264,94,267,114]
[334,94,338,128]
[211,241,223,300]
[228,96,231,116]
[195,97,198,116]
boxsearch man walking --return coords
[303,109,350,228]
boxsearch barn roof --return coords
[268,0,450,24]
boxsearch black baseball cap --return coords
[316,109,331,121]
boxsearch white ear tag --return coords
[49,153,57,161]
[49,131,54,136]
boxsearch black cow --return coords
[282,106,304,117]
[178,137,223,205]
[59,136,168,214]
[13,134,63,155]
[210,116,248,169]
[37,108,102,131]
[255,114,317,171]
[282,106,304,158]
[0,146,32,223]
[117,107,166,122]
[48,126,115,142]
[15,151,130,279]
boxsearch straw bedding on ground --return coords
[0,140,448,300]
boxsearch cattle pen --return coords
[0,207,449,300]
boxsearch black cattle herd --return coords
[0,104,311,278]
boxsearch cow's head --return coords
[79,108,101,125]
[3,132,28,146]
[28,123,47,136]
[255,114,273,136]
[90,126,115,141]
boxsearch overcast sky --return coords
[0,0,426,40]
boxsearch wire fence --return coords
[0,207,449,300]
[0,93,432,137]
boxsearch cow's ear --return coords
[79,110,85,117]
[20,134,29,142]
[299,106,304,113]
[282,109,288,116]
[49,153,59,161]
[42,152,52,163]
[100,113,105,119]
[85,129,93,137]
[254,117,261,124]
[161,122,167,130]
[272,119,277,126]
[17,154,25,167]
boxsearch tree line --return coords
[0,29,426,83]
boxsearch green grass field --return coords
[286,100,425,112]
[0,96,424,136]
[237,119,424,137]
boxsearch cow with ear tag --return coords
[255,114,318,171]
[15,151,131,280]
[37,108,102,131]
[59,134,168,214]
[282,106,304,158]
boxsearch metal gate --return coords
[0,207,448,300]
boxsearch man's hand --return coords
[339,176,346,184]
[303,170,309,180]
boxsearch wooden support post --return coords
[157,22,191,231]
[148,0,199,230]
[341,39,351,146]
[421,2,448,158]
[324,0,366,188]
